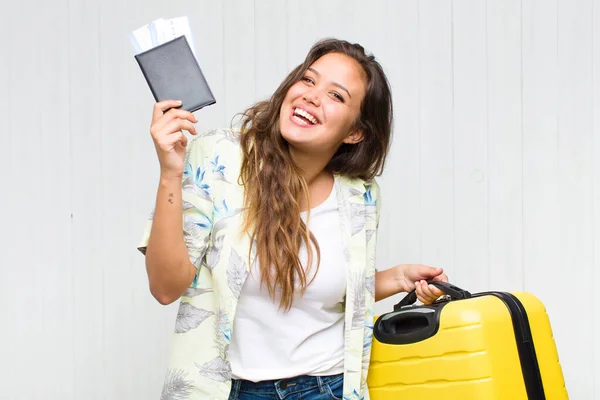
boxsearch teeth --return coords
[294,108,318,125]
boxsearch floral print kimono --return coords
[138,129,381,400]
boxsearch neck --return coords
[289,146,332,186]
[289,146,336,212]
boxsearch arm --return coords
[142,100,200,305]
[145,176,196,305]
[374,266,403,302]
[375,264,449,304]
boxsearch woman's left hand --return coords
[398,264,449,305]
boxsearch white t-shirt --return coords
[229,187,346,381]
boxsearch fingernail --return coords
[176,100,183,105]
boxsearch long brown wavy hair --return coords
[238,38,393,311]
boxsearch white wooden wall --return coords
[0,0,598,398]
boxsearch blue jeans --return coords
[228,373,343,400]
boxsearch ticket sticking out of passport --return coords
[131,17,216,112]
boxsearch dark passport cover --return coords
[134,35,216,112]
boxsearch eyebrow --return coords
[307,67,352,99]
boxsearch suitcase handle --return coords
[394,281,472,311]
[376,308,440,344]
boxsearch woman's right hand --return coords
[150,100,198,179]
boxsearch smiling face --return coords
[279,52,368,157]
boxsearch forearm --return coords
[374,266,403,302]
[145,176,195,304]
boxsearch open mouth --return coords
[292,107,320,126]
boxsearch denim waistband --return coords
[230,373,343,398]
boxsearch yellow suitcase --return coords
[368,282,568,400]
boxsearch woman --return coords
[138,38,449,400]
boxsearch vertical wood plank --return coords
[286,0,352,68]
[374,0,420,314]
[188,1,227,131]
[4,0,44,397]
[486,0,523,291]
[346,0,387,53]
[1,0,18,397]
[286,1,322,67]
[452,0,489,293]
[223,0,255,125]
[69,0,106,397]
[254,0,288,101]
[557,0,595,396]
[0,0,12,396]
[594,0,600,394]
[521,0,571,391]
[418,0,455,271]
[0,0,8,319]
[522,0,559,311]
[37,0,74,398]
[100,0,140,397]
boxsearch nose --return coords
[302,89,321,107]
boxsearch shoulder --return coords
[187,128,241,157]
[335,175,381,200]
[365,178,381,201]
[185,129,245,199]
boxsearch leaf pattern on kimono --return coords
[183,209,212,243]
[213,308,231,357]
[366,229,375,243]
[348,188,363,198]
[199,128,240,144]
[368,248,377,270]
[212,208,243,236]
[185,238,208,266]
[350,272,366,330]
[183,214,209,237]
[227,249,248,299]
[343,246,351,263]
[198,129,218,138]
[365,204,377,222]
[195,356,231,382]
[182,177,210,202]
[161,369,194,400]
[183,215,210,269]
[343,388,361,400]
[182,200,196,211]
[175,303,214,334]
[362,321,374,369]
[205,234,225,271]
[192,248,210,270]
[213,172,230,184]
[182,287,212,297]
[350,203,366,236]
[213,129,240,144]
[223,343,230,359]
[186,242,209,268]
[365,275,375,299]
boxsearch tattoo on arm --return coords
[168,192,174,204]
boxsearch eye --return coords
[302,76,315,85]
[331,92,345,103]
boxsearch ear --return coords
[342,129,364,145]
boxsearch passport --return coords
[134,35,216,112]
